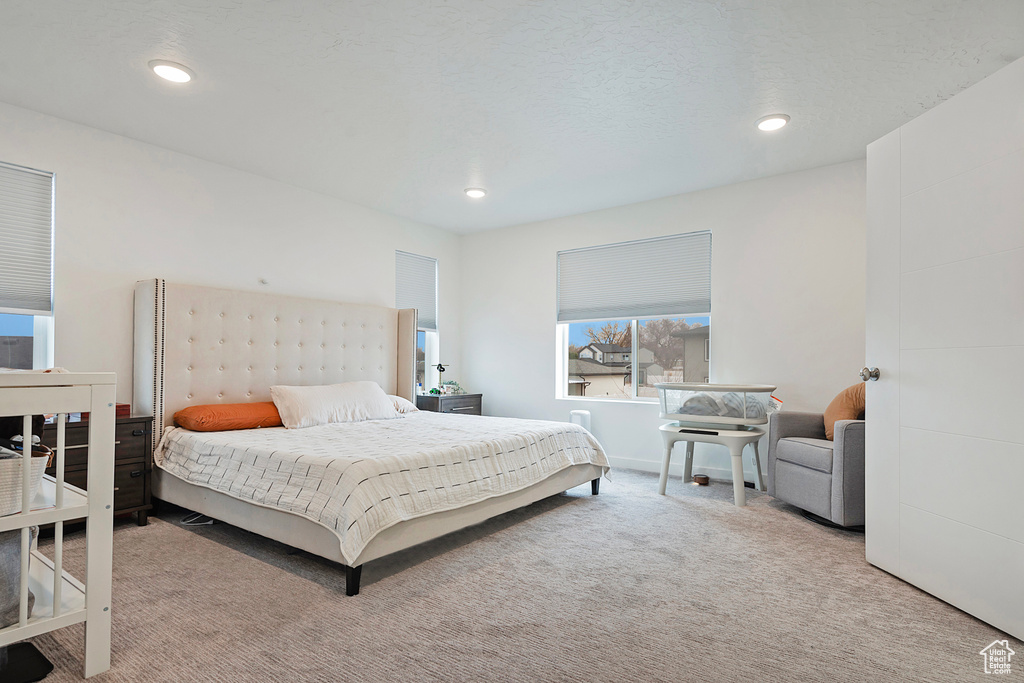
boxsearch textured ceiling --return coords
[1,1,1023,232]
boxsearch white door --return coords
[865,56,1024,639]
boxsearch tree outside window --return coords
[563,316,709,400]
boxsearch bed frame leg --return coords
[591,478,600,495]
[344,564,363,596]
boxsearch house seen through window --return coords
[566,316,710,399]
[0,313,36,369]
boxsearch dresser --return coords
[42,415,154,526]
[416,393,483,416]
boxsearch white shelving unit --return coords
[0,372,115,678]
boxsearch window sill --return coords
[556,396,659,405]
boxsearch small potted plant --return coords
[441,380,464,395]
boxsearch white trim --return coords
[607,455,736,481]
[32,314,53,369]
[422,329,440,391]
[630,320,639,398]
[607,456,765,483]
[556,396,658,405]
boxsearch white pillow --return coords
[270,381,399,429]
[388,395,419,414]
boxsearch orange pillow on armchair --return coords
[823,383,866,440]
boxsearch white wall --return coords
[461,160,867,478]
[0,96,866,481]
[0,101,462,404]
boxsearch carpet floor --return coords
[29,469,1020,682]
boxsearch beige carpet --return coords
[30,469,1019,682]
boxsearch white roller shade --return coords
[557,231,711,322]
[395,250,438,331]
[0,161,54,316]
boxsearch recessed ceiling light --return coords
[756,114,790,132]
[149,60,195,83]
[464,188,487,199]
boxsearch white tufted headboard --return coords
[133,279,417,449]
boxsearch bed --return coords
[133,279,608,595]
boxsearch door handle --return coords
[130,470,143,478]
[860,367,880,382]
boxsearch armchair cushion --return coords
[775,437,834,474]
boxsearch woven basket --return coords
[0,456,49,516]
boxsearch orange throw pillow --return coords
[174,402,282,432]
[823,383,866,440]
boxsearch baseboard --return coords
[606,455,756,483]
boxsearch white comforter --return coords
[155,411,609,564]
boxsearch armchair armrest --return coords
[833,419,865,448]
[831,419,866,526]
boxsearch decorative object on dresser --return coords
[41,415,153,526]
[416,393,482,416]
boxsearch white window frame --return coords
[33,314,54,369]
[422,329,440,392]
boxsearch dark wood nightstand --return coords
[416,393,482,416]
[42,415,154,526]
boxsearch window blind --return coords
[395,250,438,331]
[557,231,711,322]
[0,161,54,316]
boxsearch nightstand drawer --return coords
[57,466,147,512]
[114,421,151,463]
[416,393,483,415]
[441,396,479,413]
[113,464,147,510]
[41,415,154,524]
[43,418,151,467]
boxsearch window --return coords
[0,161,54,369]
[396,250,438,392]
[557,231,711,400]
[566,319,632,398]
[416,330,426,387]
[637,316,710,397]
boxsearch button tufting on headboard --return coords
[133,279,417,439]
